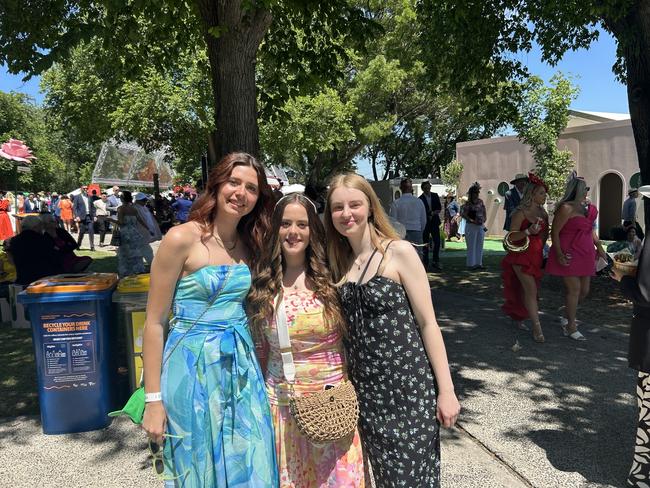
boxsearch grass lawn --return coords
[0,249,118,418]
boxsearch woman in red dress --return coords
[0,192,15,241]
[501,173,549,343]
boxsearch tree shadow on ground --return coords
[434,289,635,487]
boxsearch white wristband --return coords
[145,392,162,403]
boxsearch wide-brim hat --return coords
[629,188,640,195]
[510,173,528,184]
[134,192,149,201]
[639,185,650,199]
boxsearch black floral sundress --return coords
[339,244,441,487]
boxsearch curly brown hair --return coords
[247,193,345,340]
[188,152,273,270]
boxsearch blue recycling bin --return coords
[18,273,119,434]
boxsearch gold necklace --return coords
[214,234,238,251]
[353,249,374,270]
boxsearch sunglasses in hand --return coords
[149,433,187,481]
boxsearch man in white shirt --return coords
[389,178,427,257]
[93,192,110,246]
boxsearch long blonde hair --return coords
[323,173,400,284]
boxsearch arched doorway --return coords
[598,172,623,239]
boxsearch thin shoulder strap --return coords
[375,240,395,277]
[358,248,380,284]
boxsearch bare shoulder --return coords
[385,239,418,260]
[160,222,200,252]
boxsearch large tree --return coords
[419,0,650,230]
[262,0,516,184]
[0,1,375,162]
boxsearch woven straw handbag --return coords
[502,231,530,253]
[276,296,359,444]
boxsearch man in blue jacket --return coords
[73,185,96,251]
[503,174,528,231]
[171,192,193,223]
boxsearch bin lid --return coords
[25,273,119,294]
[116,274,150,294]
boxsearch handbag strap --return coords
[161,265,234,367]
[275,295,297,384]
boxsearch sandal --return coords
[532,324,545,343]
[562,326,586,341]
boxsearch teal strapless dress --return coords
[160,264,278,487]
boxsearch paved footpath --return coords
[435,287,636,488]
[0,281,636,487]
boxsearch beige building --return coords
[456,110,644,238]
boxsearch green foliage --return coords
[441,159,463,192]
[41,43,213,183]
[0,91,69,192]
[513,74,579,200]
[262,0,514,184]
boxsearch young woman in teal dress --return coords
[142,152,278,487]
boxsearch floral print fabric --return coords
[264,290,365,487]
[161,264,278,487]
[339,273,441,488]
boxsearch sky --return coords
[0,29,629,178]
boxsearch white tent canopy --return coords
[92,141,175,188]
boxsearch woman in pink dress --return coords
[546,174,607,340]
[248,192,365,487]
[501,173,549,343]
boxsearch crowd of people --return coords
[2,159,647,486]
[138,153,460,487]
[0,185,203,283]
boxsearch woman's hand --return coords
[142,401,167,446]
[610,267,624,282]
[556,252,570,267]
[436,390,461,428]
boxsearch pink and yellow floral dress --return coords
[262,290,365,488]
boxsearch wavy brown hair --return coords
[323,173,399,284]
[247,193,345,339]
[189,152,273,270]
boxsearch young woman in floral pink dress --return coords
[248,192,365,487]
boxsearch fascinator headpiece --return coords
[528,172,548,192]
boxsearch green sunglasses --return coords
[148,434,188,481]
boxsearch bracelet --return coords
[145,392,162,403]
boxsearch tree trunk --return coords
[195,1,272,162]
[608,4,650,231]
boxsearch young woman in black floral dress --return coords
[323,173,460,487]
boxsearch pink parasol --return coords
[0,138,36,164]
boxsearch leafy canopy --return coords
[513,74,579,200]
